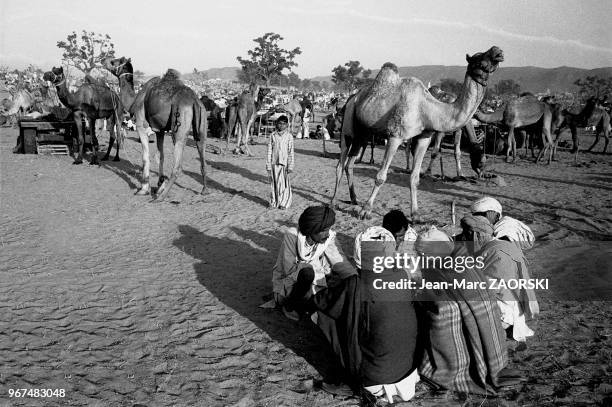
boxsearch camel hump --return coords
[381,62,398,73]
[162,69,182,82]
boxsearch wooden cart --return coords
[17,120,75,155]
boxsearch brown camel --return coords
[277,97,303,133]
[200,95,225,138]
[43,67,124,164]
[103,57,208,200]
[225,85,270,155]
[418,86,485,178]
[331,46,504,219]
[475,94,555,163]
[548,97,610,159]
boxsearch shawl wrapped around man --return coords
[416,227,508,395]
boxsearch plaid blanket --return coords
[418,267,508,395]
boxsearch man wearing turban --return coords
[460,212,539,343]
[271,205,353,320]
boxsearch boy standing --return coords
[266,115,294,209]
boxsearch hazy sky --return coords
[1,0,611,78]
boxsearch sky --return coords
[1,0,611,79]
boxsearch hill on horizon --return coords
[310,65,612,94]
[177,65,612,94]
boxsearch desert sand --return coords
[1,126,611,407]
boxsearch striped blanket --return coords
[418,267,508,395]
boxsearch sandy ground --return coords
[1,125,611,407]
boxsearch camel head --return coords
[103,57,133,79]
[466,46,504,87]
[43,67,65,86]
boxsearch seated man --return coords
[271,205,353,320]
[352,223,419,404]
[418,222,515,395]
[470,196,535,250]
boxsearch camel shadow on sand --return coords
[173,224,352,382]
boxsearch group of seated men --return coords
[270,197,537,404]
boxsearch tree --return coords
[287,72,301,88]
[439,78,463,96]
[56,30,116,74]
[494,79,521,96]
[331,60,371,91]
[301,78,313,90]
[574,75,612,100]
[236,32,301,86]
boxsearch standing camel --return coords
[225,85,270,155]
[547,97,610,159]
[103,57,208,200]
[475,94,555,163]
[277,97,303,134]
[330,46,504,220]
[43,67,124,164]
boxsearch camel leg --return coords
[87,118,100,165]
[195,135,207,195]
[72,112,86,165]
[359,136,403,220]
[369,137,375,164]
[156,132,166,187]
[346,155,359,205]
[587,130,600,152]
[453,130,464,178]
[156,131,187,202]
[425,133,441,176]
[102,122,114,161]
[134,109,151,195]
[405,140,412,173]
[506,127,516,162]
[240,118,254,156]
[330,138,350,208]
[356,144,366,164]
[408,135,431,220]
[112,118,121,161]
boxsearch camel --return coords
[277,97,303,133]
[200,95,225,138]
[6,89,36,118]
[330,46,504,220]
[43,67,124,164]
[547,97,610,159]
[103,57,208,200]
[224,85,270,155]
[475,94,556,163]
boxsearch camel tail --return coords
[192,101,208,142]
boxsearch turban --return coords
[470,196,502,215]
[494,216,535,250]
[298,206,336,237]
[460,215,494,236]
[415,226,454,257]
[353,226,395,269]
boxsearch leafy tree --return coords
[287,71,301,88]
[56,30,116,74]
[301,79,313,90]
[331,60,372,91]
[439,78,463,97]
[494,79,521,96]
[237,32,301,86]
[574,75,612,100]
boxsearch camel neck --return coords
[55,81,76,109]
[442,75,485,130]
[118,75,136,112]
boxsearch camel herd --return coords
[4,45,610,219]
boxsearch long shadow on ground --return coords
[173,224,349,382]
